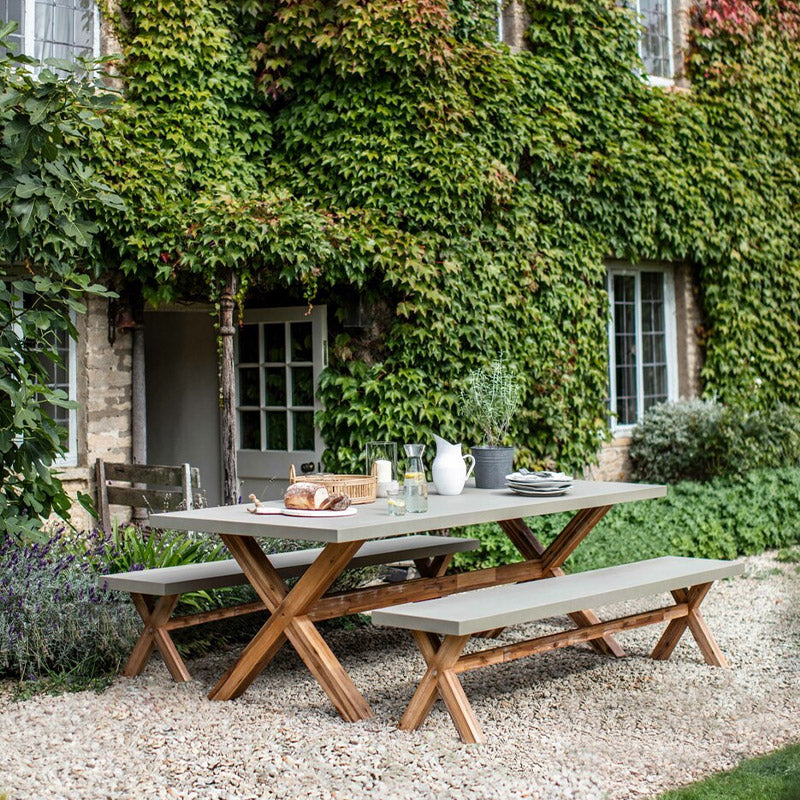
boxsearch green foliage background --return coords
[91,0,800,471]
[453,467,800,573]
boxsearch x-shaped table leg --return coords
[125,593,190,682]
[208,535,374,722]
[499,507,626,658]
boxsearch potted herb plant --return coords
[459,356,522,488]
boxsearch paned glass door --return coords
[236,306,327,499]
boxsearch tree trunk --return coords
[220,271,239,505]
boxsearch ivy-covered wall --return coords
[93,0,800,472]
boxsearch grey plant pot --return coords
[471,446,514,489]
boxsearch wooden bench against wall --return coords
[95,460,204,532]
[373,556,744,743]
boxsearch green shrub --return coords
[453,468,800,573]
[0,26,120,542]
[79,521,241,613]
[629,401,800,483]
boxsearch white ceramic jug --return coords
[432,434,476,496]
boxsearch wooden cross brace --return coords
[399,580,730,744]
[498,508,626,657]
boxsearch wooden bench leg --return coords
[125,593,192,682]
[652,583,729,667]
[400,631,485,744]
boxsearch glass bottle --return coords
[403,443,429,513]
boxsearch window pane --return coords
[238,368,260,406]
[34,327,70,439]
[291,366,314,407]
[293,411,315,451]
[264,367,286,406]
[641,272,668,408]
[290,322,313,362]
[238,325,259,363]
[639,0,671,78]
[613,275,637,426]
[0,0,24,52]
[34,0,94,60]
[73,1,93,49]
[263,323,285,363]
[240,411,260,450]
[266,411,287,450]
[2,0,24,24]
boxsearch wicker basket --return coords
[288,464,377,505]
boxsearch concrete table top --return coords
[148,480,666,544]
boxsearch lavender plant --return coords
[459,356,522,447]
[0,531,139,680]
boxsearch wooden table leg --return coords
[209,535,374,722]
[499,513,626,658]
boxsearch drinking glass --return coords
[386,486,406,516]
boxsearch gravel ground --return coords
[1,551,798,800]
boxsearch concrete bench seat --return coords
[104,534,479,682]
[372,556,744,743]
[102,534,479,596]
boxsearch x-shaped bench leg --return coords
[208,535,374,722]
[125,593,191,682]
[651,583,729,667]
[400,631,484,744]
[499,510,626,658]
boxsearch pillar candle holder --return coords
[365,441,398,497]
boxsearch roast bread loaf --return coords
[284,482,329,509]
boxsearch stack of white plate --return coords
[505,470,573,497]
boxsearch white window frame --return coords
[58,311,79,467]
[11,296,78,466]
[497,0,503,42]
[631,0,675,86]
[12,0,101,59]
[607,263,678,434]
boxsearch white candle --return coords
[375,459,392,484]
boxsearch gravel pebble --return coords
[1,552,798,800]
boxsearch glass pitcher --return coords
[403,443,429,513]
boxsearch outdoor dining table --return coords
[149,479,665,722]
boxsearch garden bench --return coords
[102,533,479,682]
[372,555,744,743]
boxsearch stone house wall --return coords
[58,297,133,531]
